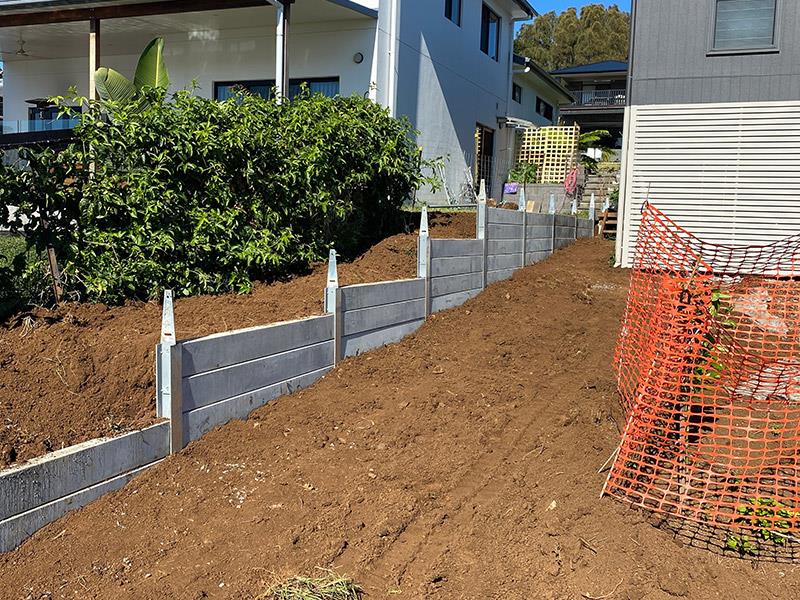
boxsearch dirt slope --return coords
[2,238,797,599]
[0,213,474,466]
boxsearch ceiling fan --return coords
[3,32,45,59]
[15,35,28,57]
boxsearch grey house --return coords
[617,0,800,266]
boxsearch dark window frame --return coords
[213,77,340,101]
[708,0,781,56]
[535,97,554,122]
[444,0,461,26]
[480,4,501,61]
[512,82,522,104]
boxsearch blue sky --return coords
[516,1,632,31]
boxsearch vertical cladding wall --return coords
[630,0,800,106]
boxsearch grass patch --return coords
[257,570,363,600]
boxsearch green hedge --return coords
[1,90,432,305]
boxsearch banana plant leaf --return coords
[133,37,169,91]
[94,67,138,103]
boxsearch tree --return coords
[513,11,556,69]
[515,4,630,71]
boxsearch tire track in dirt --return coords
[357,271,596,595]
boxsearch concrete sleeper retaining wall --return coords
[0,204,594,553]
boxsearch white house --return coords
[510,54,573,128]
[0,0,537,204]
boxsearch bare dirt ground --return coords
[3,238,798,599]
[0,213,475,467]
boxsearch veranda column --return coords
[88,17,100,100]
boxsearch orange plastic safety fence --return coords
[605,204,800,550]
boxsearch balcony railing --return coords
[566,89,626,108]
[2,118,80,135]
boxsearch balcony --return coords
[0,118,79,149]
[564,89,626,110]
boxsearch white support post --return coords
[418,207,431,317]
[549,193,556,215]
[324,249,342,365]
[589,193,596,223]
[477,179,487,203]
[271,0,289,103]
[477,201,488,288]
[571,195,577,215]
[88,18,100,101]
[518,185,526,212]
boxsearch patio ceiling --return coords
[0,1,373,61]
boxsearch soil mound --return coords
[0,212,474,466]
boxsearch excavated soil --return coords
[3,238,798,599]
[0,212,475,467]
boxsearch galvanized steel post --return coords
[418,207,432,318]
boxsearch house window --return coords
[536,97,554,122]
[512,83,522,104]
[480,4,500,61]
[445,0,461,26]
[214,77,340,101]
[713,0,778,51]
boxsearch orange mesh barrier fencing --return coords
[604,204,800,554]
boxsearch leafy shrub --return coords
[1,89,432,304]
[508,162,538,184]
[0,234,50,319]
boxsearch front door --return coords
[474,123,495,196]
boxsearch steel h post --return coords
[477,179,487,203]
[418,207,432,318]
[549,193,556,255]
[589,193,596,224]
[156,290,174,419]
[157,290,183,454]
[477,201,488,288]
[325,249,342,366]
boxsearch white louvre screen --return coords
[619,101,800,267]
